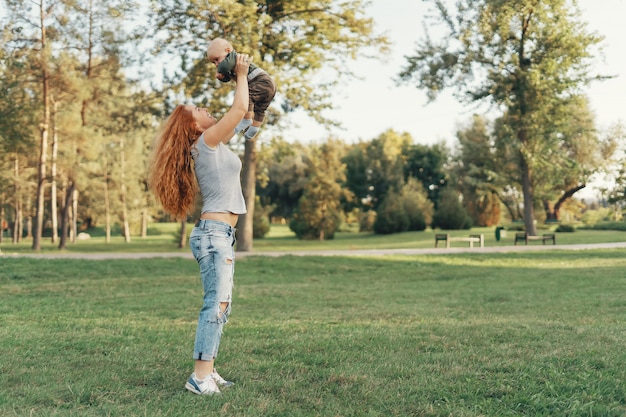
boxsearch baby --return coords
[207,38,277,140]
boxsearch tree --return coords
[432,187,472,230]
[399,177,433,231]
[257,138,310,221]
[372,177,433,234]
[147,0,389,250]
[343,130,410,211]
[342,142,372,211]
[398,0,605,235]
[454,101,619,225]
[0,37,39,242]
[607,157,626,207]
[373,192,409,235]
[535,97,619,221]
[289,139,352,240]
[453,115,506,225]
[404,142,449,208]
[55,0,145,246]
[2,0,146,250]
[604,124,626,207]
[14,0,55,251]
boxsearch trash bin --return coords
[495,226,505,241]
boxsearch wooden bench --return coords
[435,233,484,248]
[514,232,556,245]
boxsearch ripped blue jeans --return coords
[189,219,236,361]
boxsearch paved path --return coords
[3,241,625,260]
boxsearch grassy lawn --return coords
[1,223,625,254]
[1,251,625,416]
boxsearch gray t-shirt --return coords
[191,135,246,215]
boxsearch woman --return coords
[149,53,252,395]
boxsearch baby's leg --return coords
[245,75,275,140]
[234,112,253,134]
[244,120,262,140]
[243,120,263,140]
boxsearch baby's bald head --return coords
[207,38,233,65]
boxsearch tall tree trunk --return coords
[50,99,59,243]
[319,203,326,241]
[12,155,21,243]
[141,209,148,238]
[120,138,131,243]
[25,197,33,239]
[178,220,186,249]
[237,138,257,251]
[121,194,130,242]
[68,193,74,242]
[81,0,94,127]
[71,189,78,243]
[103,149,111,243]
[32,0,50,251]
[13,199,22,244]
[0,193,5,245]
[515,37,538,236]
[520,154,537,236]
[13,202,22,243]
[59,182,76,250]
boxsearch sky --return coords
[285,0,626,148]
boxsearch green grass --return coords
[1,224,625,255]
[1,251,625,416]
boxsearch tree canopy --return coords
[398,0,606,234]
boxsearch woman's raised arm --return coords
[203,54,251,147]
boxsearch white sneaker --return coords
[185,372,220,395]
[211,369,234,388]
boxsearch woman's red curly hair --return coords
[148,105,199,221]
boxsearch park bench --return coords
[514,232,556,245]
[435,233,484,248]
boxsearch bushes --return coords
[431,188,472,230]
[401,178,432,231]
[373,179,433,234]
[373,193,410,234]
[289,193,343,240]
[372,184,479,233]
[582,221,626,232]
[253,197,274,239]
[555,224,576,233]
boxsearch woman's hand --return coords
[234,53,251,76]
